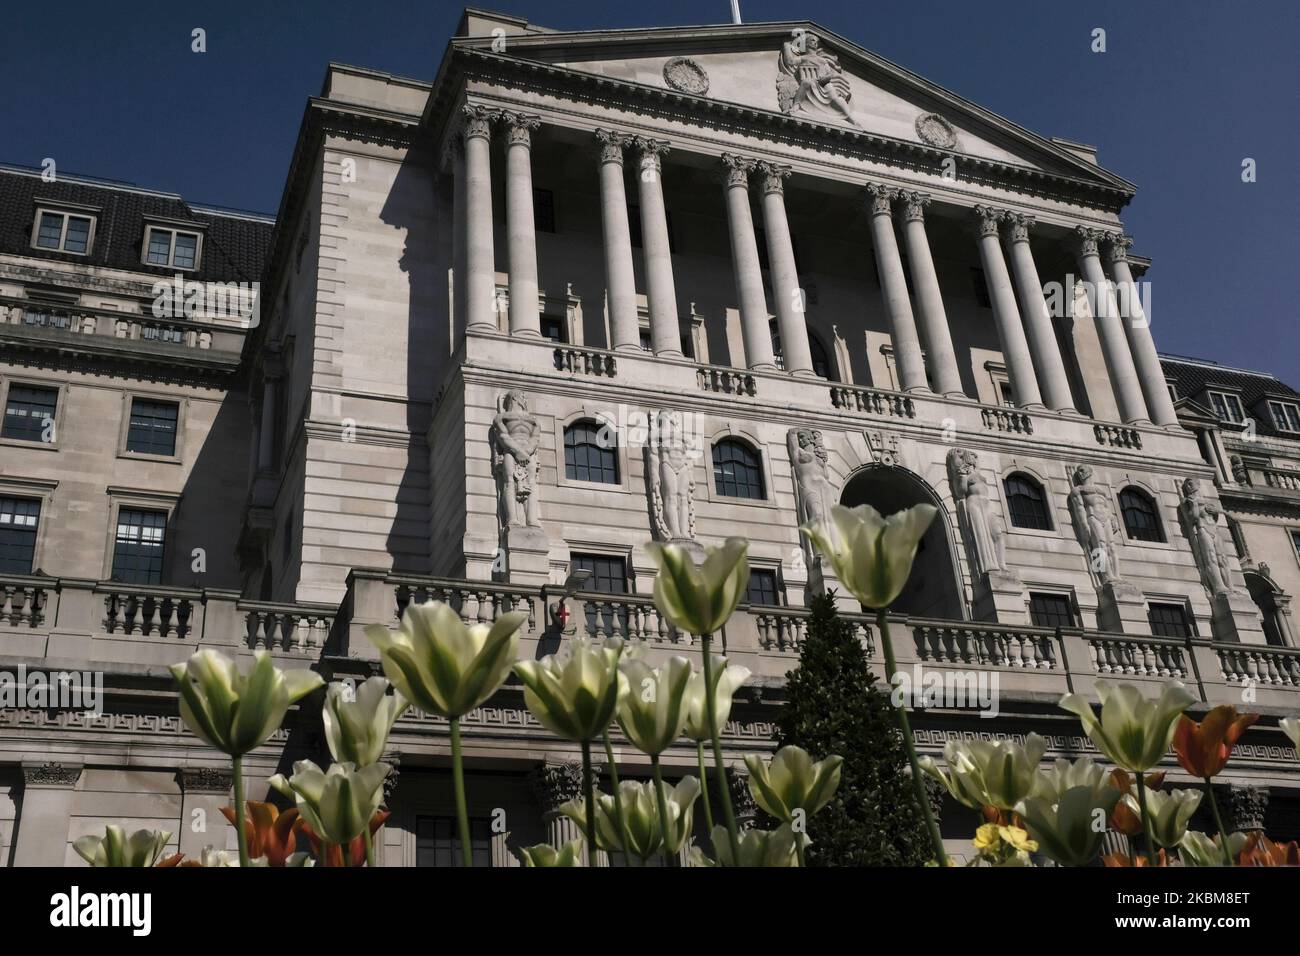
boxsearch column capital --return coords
[530,758,585,815]
[459,103,498,140]
[755,161,792,195]
[1073,225,1107,258]
[177,767,233,794]
[973,204,1006,237]
[593,128,631,164]
[863,182,899,216]
[499,111,541,148]
[1003,212,1036,243]
[631,136,671,172]
[896,190,931,222]
[719,153,757,189]
[21,759,83,788]
[1105,233,1134,263]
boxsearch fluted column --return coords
[595,130,640,351]
[720,154,776,370]
[1107,235,1178,426]
[1075,227,1149,424]
[1004,214,1076,412]
[757,162,813,376]
[864,184,927,391]
[633,137,681,356]
[447,137,467,336]
[896,191,961,395]
[973,205,1042,408]
[462,105,498,333]
[502,112,541,337]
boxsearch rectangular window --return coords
[1291,529,1300,564]
[971,267,991,308]
[1208,391,1245,424]
[540,315,566,343]
[638,327,653,351]
[144,226,202,270]
[533,188,556,233]
[415,816,492,867]
[571,553,627,594]
[33,210,94,254]
[111,508,167,584]
[0,498,40,574]
[125,398,179,456]
[745,569,780,606]
[1147,602,1192,638]
[997,380,1016,407]
[2,385,58,442]
[1268,400,1300,433]
[1029,593,1076,629]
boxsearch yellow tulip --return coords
[269,759,391,846]
[744,745,843,823]
[682,656,751,743]
[518,839,584,867]
[1059,681,1195,772]
[514,637,626,742]
[323,676,408,766]
[616,656,692,757]
[74,826,171,867]
[919,733,1047,812]
[645,538,749,636]
[801,504,937,609]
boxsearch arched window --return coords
[713,439,765,499]
[564,420,618,484]
[1118,487,1164,542]
[1004,473,1052,530]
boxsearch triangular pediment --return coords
[453,17,1132,192]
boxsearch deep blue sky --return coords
[4,1,1297,381]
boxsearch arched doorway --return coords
[1244,570,1292,647]
[839,465,965,620]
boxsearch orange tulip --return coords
[1237,833,1300,867]
[221,800,303,867]
[154,853,186,867]
[302,809,390,867]
[1107,769,1164,835]
[1173,707,1259,779]
[1102,848,1168,867]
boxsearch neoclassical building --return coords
[1,8,1297,865]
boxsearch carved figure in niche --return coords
[946,448,1007,575]
[789,429,836,565]
[647,409,695,542]
[1178,478,1238,597]
[776,33,860,127]
[1067,465,1124,585]
[490,390,542,530]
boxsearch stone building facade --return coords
[0,9,1297,865]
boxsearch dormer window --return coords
[31,208,95,255]
[1207,390,1245,424]
[1268,400,1300,433]
[144,226,201,270]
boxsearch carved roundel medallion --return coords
[663,56,710,95]
[915,112,958,149]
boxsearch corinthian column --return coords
[1075,227,1149,424]
[462,105,498,333]
[1107,235,1178,426]
[864,184,927,392]
[594,130,640,351]
[1003,214,1076,412]
[973,205,1042,408]
[501,112,541,337]
[447,137,467,336]
[757,162,813,376]
[633,137,681,356]
[531,759,593,865]
[720,154,776,370]
[896,191,961,395]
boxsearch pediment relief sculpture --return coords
[776,32,861,127]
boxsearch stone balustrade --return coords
[0,295,244,357]
[980,406,1033,435]
[829,384,916,418]
[696,365,756,396]
[0,575,48,628]
[1094,423,1143,449]
[553,344,617,378]
[1260,467,1300,492]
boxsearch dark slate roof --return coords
[1162,353,1300,440]
[0,164,272,283]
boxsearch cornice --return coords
[433,46,1133,213]
[0,329,241,386]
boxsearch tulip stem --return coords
[650,756,679,867]
[580,740,600,866]
[603,731,632,866]
[700,633,742,862]
[363,825,376,868]
[1204,777,1234,867]
[449,718,473,868]
[876,611,948,868]
[1134,773,1158,867]
[232,755,249,868]
[696,740,715,834]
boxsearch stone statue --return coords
[1178,478,1238,597]
[490,390,542,530]
[776,33,860,127]
[789,428,835,565]
[1067,465,1124,585]
[647,409,695,542]
[1230,454,1250,485]
[946,448,1007,575]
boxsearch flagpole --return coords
[730,0,742,25]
